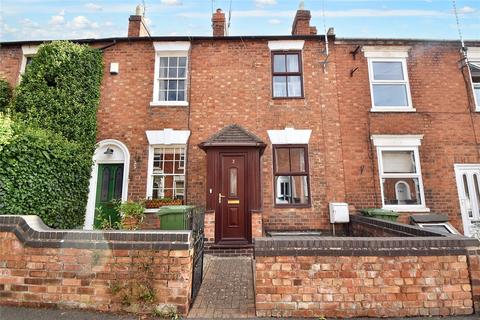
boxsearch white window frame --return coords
[467,48,480,110]
[151,41,190,107]
[372,135,428,212]
[146,144,187,199]
[18,45,39,82]
[367,58,414,112]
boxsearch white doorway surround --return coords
[84,139,130,230]
[454,164,480,237]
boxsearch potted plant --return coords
[144,197,183,209]
[116,200,146,230]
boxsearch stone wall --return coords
[0,216,194,316]
[255,225,480,318]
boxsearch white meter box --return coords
[329,202,349,223]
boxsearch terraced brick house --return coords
[1,5,480,252]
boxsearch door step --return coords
[204,242,254,257]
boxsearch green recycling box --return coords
[157,205,195,230]
[360,208,399,222]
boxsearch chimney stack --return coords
[291,3,317,36]
[128,5,150,37]
[212,8,226,37]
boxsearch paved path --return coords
[188,256,256,319]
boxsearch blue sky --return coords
[0,0,479,42]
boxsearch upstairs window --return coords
[272,52,303,98]
[368,59,412,110]
[469,62,480,108]
[273,145,310,207]
[151,41,190,107]
[19,45,39,82]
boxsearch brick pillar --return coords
[291,9,317,35]
[467,247,480,313]
[212,8,226,37]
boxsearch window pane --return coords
[474,84,480,106]
[100,167,111,202]
[152,176,164,199]
[168,91,177,101]
[178,67,186,78]
[286,54,299,72]
[168,67,177,78]
[287,76,302,97]
[273,54,286,73]
[169,57,178,67]
[290,148,305,172]
[275,148,290,173]
[168,80,177,90]
[474,174,480,217]
[159,80,168,90]
[178,80,185,90]
[159,57,168,68]
[273,76,287,97]
[372,61,404,80]
[382,151,416,174]
[373,84,408,106]
[178,57,187,67]
[159,68,168,78]
[177,90,185,102]
[382,178,421,205]
[159,90,167,101]
[114,167,123,199]
[275,176,309,205]
[229,168,237,196]
[463,174,473,218]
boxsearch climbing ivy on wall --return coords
[0,41,103,229]
[0,78,12,112]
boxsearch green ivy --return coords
[12,41,103,146]
[0,119,92,228]
[0,41,104,229]
[0,78,12,113]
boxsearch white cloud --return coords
[255,0,277,5]
[85,3,103,12]
[268,19,281,25]
[68,16,98,30]
[161,0,182,6]
[458,6,476,14]
[49,15,65,25]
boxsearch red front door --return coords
[218,153,247,243]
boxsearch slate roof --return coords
[199,124,266,148]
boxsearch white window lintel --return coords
[363,46,411,58]
[268,40,305,51]
[467,47,480,61]
[371,134,423,147]
[153,41,190,52]
[146,129,190,146]
[267,127,311,144]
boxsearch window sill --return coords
[144,208,160,214]
[382,205,430,213]
[272,96,305,100]
[150,101,189,107]
[274,204,311,209]
[370,107,416,113]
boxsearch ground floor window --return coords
[273,145,310,207]
[372,135,426,211]
[150,146,186,200]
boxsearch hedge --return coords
[0,116,92,229]
[11,41,103,146]
[0,41,104,229]
[0,78,12,113]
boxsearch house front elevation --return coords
[1,5,480,250]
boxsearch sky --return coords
[0,0,479,42]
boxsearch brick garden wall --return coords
[0,216,194,316]
[255,223,480,318]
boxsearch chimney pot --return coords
[212,8,226,37]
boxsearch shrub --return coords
[0,78,12,112]
[0,118,92,228]
[11,41,103,146]
[1,41,103,229]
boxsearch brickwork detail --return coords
[256,255,474,318]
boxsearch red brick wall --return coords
[256,255,474,318]
[334,41,480,233]
[0,232,193,315]
[2,38,480,234]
